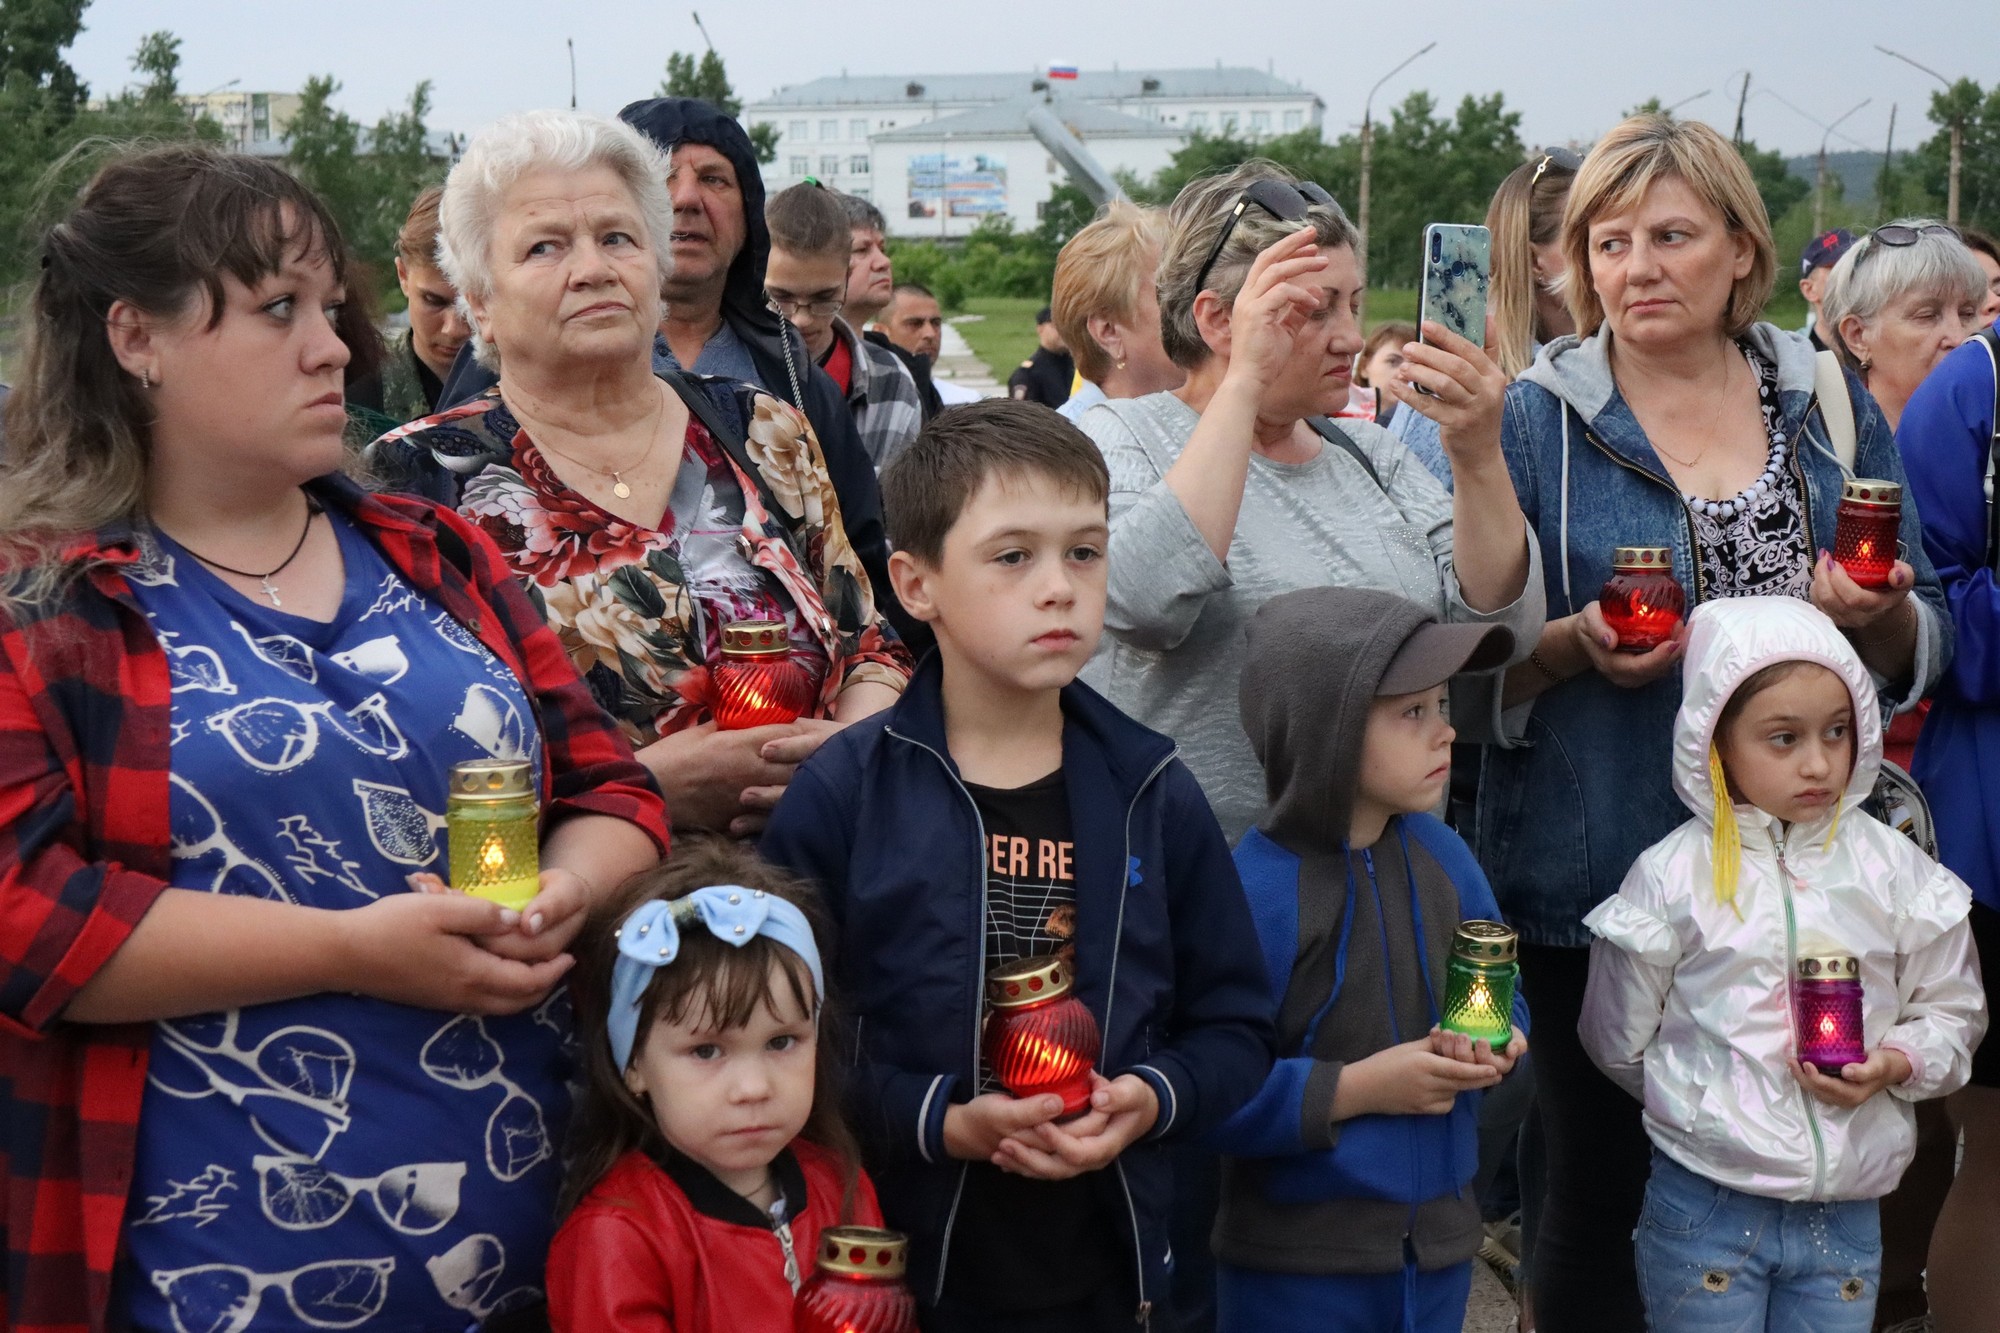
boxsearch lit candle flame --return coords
[1820,1015,1836,1038]
[1469,980,1493,1011]
[1857,540,1873,559]
[481,840,508,874]
[1009,1030,1084,1080]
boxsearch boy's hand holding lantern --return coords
[1440,921,1519,1049]
[982,955,1102,1119]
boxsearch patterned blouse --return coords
[1683,343,1815,602]
[366,380,910,744]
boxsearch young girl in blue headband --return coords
[549,839,882,1332]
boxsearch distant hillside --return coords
[1784,150,1913,206]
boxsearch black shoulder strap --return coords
[660,368,794,533]
[1978,329,2000,572]
[1305,415,1385,491]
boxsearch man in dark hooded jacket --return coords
[431,98,919,646]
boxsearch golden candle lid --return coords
[720,619,790,656]
[1797,954,1860,980]
[1841,478,1901,507]
[986,953,1076,1009]
[448,758,534,802]
[815,1226,908,1280]
[1451,920,1518,965]
[1611,545,1673,571]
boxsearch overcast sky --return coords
[64,0,1993,160]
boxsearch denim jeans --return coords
[1634,1151,1881,1333]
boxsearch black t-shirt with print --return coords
[943,770,1121,1311]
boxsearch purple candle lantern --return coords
[1795,954,1865,1075]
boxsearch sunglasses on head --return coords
[1872,223,1962,249]
[1194,179,1337,293]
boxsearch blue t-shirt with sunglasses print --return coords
[117,511,566,1332]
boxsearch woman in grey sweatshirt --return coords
[1078,162,1544,843]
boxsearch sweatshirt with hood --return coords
[1473,321,1951,948]
[1581,596,1984,1202]
[1212,588,1528,1279]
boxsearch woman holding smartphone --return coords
[1477,115,1947,1332]
[1077,160,1542,846]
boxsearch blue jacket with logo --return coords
[1902,326,2000,910]
[761,655,1275,1319]
[1476,323,1950,946]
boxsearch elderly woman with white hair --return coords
[368,110,910,838]
[1821,219,1989,430]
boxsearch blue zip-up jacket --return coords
[1475,322,1951,947]
[1213,818,1528,1267]
[1902,325,2000,910]
[761,655,1276,1317]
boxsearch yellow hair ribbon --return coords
[1709,743,1744,921]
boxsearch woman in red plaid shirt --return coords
[0,146,668,1332]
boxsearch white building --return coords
[745,67,1324,238]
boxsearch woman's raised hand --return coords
[1811,552,1914,634]
[1222,227,1330,393]
[1390,318,1509,470]
[337,890,573,1015]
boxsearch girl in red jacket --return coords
[550,839,882,1331]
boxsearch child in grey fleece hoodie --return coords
[1211,585,1529,1333]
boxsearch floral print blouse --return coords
[367,379,910,744]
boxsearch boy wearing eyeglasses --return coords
[765,183,923,469]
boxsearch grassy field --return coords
[950,287,1814,381]
[952,296,1046,382]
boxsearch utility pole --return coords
[567,39,576,109]
[1356,40,1435,328]
[1876,46,1962,224]
[691,11,716,53]
[1878,104,1897,221]
[1815,98,1871,236]
[1731,70,1751,148]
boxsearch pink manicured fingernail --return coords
[499,909,521,926]
[527,912,545,934]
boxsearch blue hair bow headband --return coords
[607,886,825,1071]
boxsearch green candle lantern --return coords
[1441,920,1518,1048]
[446,758,540,911]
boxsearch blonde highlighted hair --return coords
[1051,201,1167,384]
[1561,116,1775,339]
[1485,153,1578,378]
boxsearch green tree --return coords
[1914,78,1999,233]
[129,29,180,106]
[285,77,447,294]
[1737,139,1812,231]
[660,48,777,164]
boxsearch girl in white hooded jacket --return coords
[1581,596,1985,1331]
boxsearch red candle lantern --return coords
[1832,479,1901,589]
[794,1227,917,1333]
[1795,954,1866,1075]
[982,954,1101,1118]
[712,620,815,731]
[1600,545,1686,653]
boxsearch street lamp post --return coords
[1876,46,1962,224]
[1815,99,1871,236]
[1356,41,1435,328]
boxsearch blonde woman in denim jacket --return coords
[1471,116,1951,1333]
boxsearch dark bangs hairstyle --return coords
[880,398,1111,566]
[2,143,381,607]
[562,837,862,1218]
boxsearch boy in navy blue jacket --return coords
[763,400,1274,1332]
[1211,585,1528,1333]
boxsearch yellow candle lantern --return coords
[446,759,540,911]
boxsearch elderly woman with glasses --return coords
[1076,160,1543,845]
[1474,116,1951,1333]
[1821,220,1990,430]
[368,110,910,840]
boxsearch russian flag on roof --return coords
[1048,61,1078,80]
